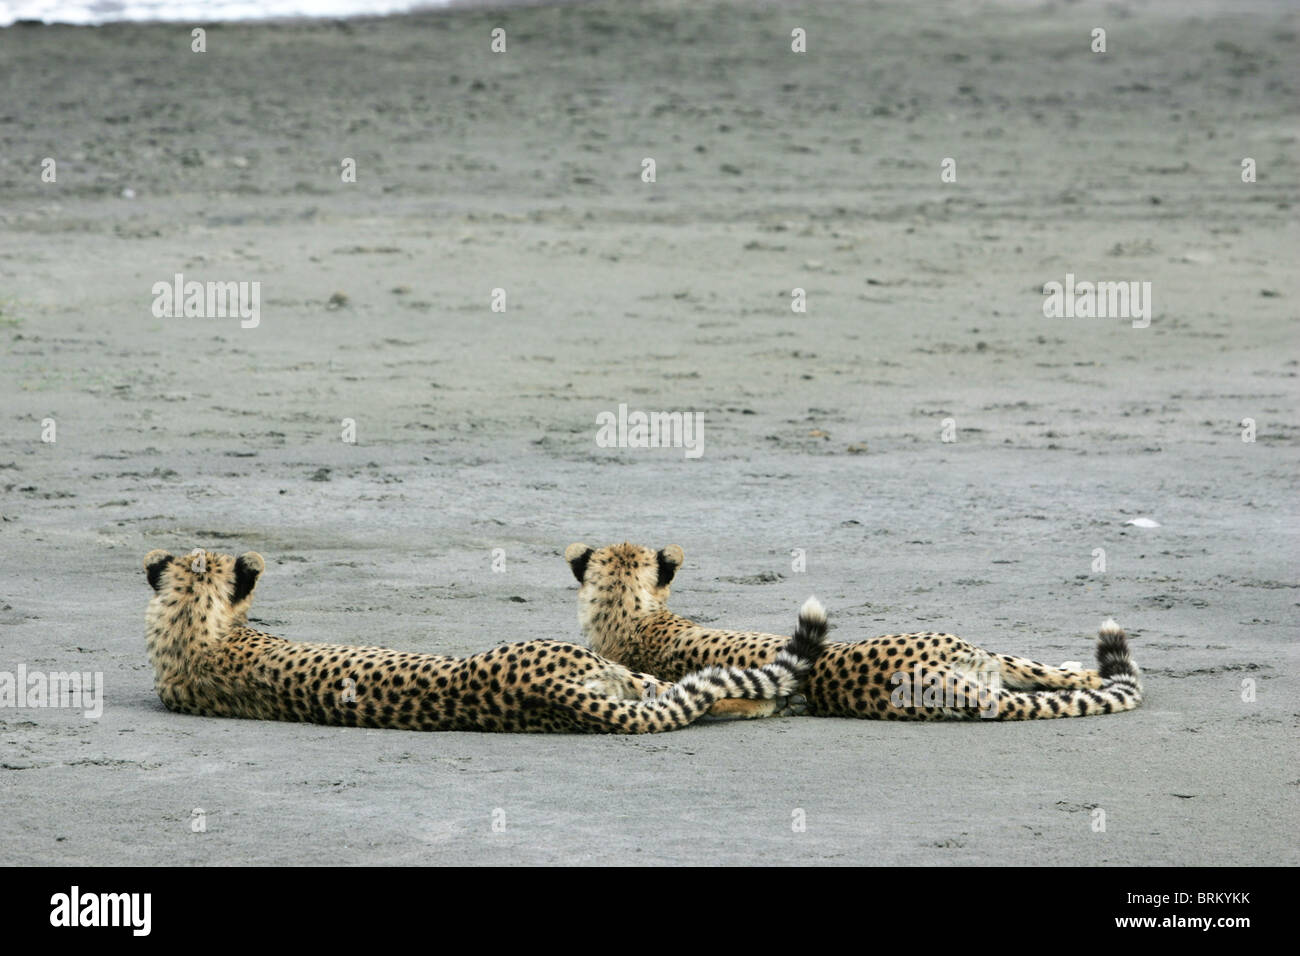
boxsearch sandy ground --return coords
[1,0,1297,866]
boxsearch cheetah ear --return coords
[232,552,265,604]
[656,545,684,588]
[144,550,173,591]
[565,543,593,584]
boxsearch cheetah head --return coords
[565,542,682,647]
[144,548,265,624]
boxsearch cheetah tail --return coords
[565,599,829,734]
[644,596,825,714]
[668,596,827,705]
[990,619,1143,719]
[778,595,829,683]
[1096,618,1142,693]
[964,619,1143,720]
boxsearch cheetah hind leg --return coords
[586,665,785,719]
[694,594,826,720]
[623,669,796,720]
[567,597,828,732]
[698,694,807,721]
[995,653,1104,690]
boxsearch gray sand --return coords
[1,0,1296,865]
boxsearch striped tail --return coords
[983,619,1143,720]
[665,595,827,705]
[570,597,828,733]
[785,595,830,677]
[1096,618,1142,690]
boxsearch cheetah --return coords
[143,548,826,734]
[564,542,1143,721]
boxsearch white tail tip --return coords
[800,596,826,623]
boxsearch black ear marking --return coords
[232,555,262,604]
[145,554,173,591]
[656,550,680,588]
[568,547,594,584]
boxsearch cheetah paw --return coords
[774,693,809,717]
[1060,660,1084,671]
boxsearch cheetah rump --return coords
[142,549,826,734]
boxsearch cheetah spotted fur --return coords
[565,542,1143,721]
[143,548,826,734]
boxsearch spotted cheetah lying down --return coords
[143,549,826,734]
[565,542,1143,721]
